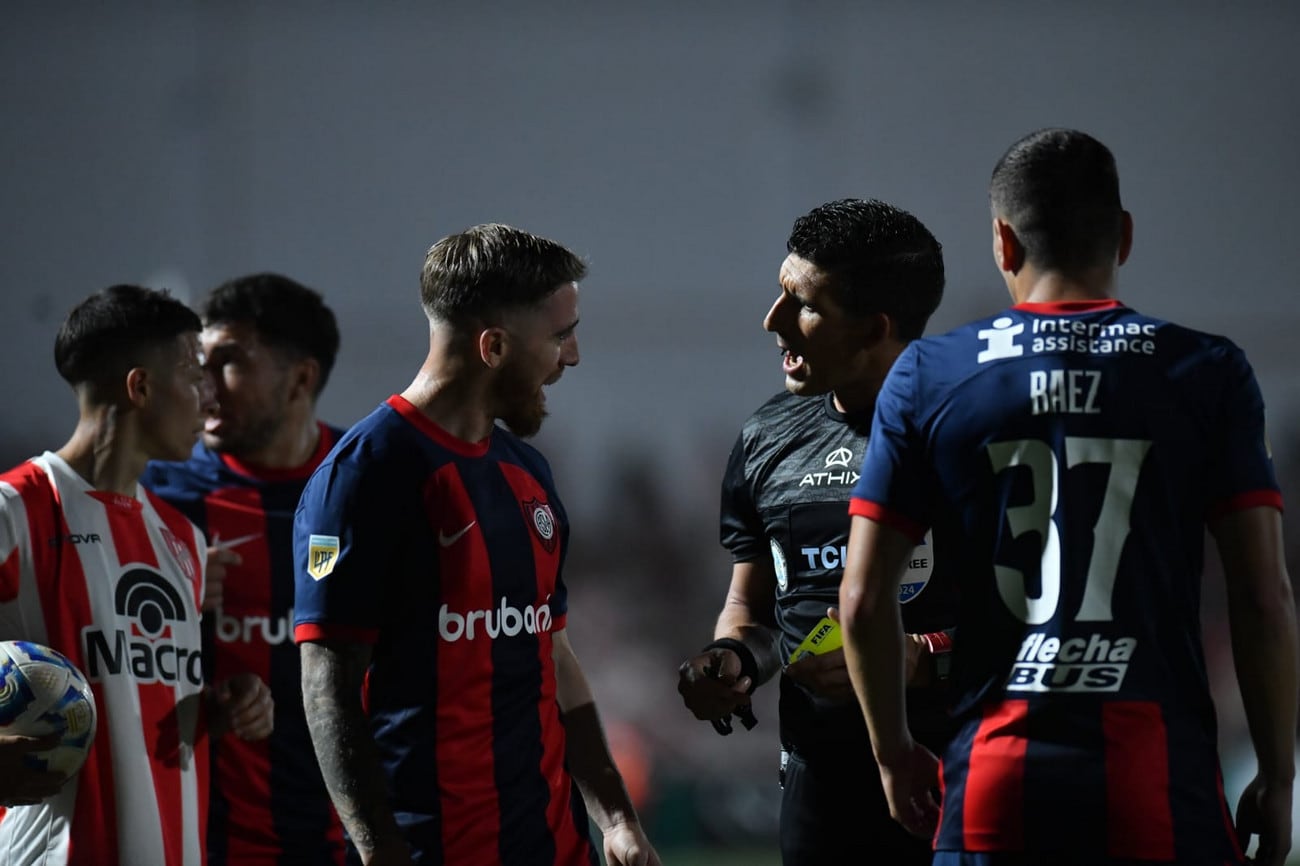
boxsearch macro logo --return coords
[82,567,201,687]
[977,316,1025,364]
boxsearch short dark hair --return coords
[420,223,587,324]
[54,284,202,387]
[989,128,1124,275]
[202,273,340,395]
[786,199,945,341]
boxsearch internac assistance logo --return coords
[307,534,340,581]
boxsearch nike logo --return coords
[438,521,476,548]
[211,532,263,552]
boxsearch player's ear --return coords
[288,356,321,403]
[478,326,509,369]
[992,217,1023,274]
[124,366,151,408]
[1117,210,1134,266]
[858,311,892,348]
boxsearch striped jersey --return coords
[141,424,345,866]
[293,396,597,866]
[850,300,1281,863]
[0,452,208,866]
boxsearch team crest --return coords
[307,534,340,581]
[159,526,198,584]
[770,537,788,591]
[523,499,557,553]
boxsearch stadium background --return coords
[3,2,1298,862]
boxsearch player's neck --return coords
[55,411,148,497]
[401,364,497,445]
[232,415,322,470]
[1011,266,1118,306]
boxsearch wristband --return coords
[919,630,954,655]
[703,638,760,694]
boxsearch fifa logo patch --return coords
[307,534,340,581]
[523,499,557,553]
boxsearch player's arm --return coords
[1211,505,1297,866]
[677,560,781,722]
[302,639,412,866]
[839,513,940,837]
[553,629,661,866]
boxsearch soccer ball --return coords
[0,641,97,780]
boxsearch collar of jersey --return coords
[1012,299,1125,314]
[386,394,491,457]
[217,421,337,482]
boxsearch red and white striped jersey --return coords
[0,452,209,866]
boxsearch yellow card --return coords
[789,617,842,663]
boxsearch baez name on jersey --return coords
[1006,631,1136,693]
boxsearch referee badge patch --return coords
[307,534,340,581]
[770,538,788,591]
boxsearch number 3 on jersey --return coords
[987,437,1152,625]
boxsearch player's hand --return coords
[877,738,941,839]
[1236,772,1293,866]
[784,646,855,701]
[202,546,241,613]
[0,733,65,806]
[602,819,662,866]
[677,648,752,721]
[212,673,274,741]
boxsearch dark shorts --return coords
[779,749,932,866]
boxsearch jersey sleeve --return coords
[0,481,29,636]
[849,343,930,542]
[1206,343,1283,518]
[293,458,398,644]
[719,430,765,562]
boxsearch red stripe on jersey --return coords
[848,499,928,544]
[294,622,381,644]
[204,485,275,862]
[428,462,500,864]
[962,699,1029,851]
[1012,300,1124,313]
[1208,489,1284,521]
[100,496,187,866]
[16,464,121,863]
[934,756,945,850]
[0,545,19,602]
[497,462,592,865]
[1102,701,1174,860]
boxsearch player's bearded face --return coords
[495,353,549,438]
[201,324,293,457]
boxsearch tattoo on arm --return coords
[301,640,404,856]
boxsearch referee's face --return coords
[765,254,873,399]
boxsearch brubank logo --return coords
[439,596,553,642]
[217,610,293,645]
[82,568,201,687]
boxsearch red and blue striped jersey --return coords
[142,424,345,866]
[850,300,1281,863]
[292,395,597,866]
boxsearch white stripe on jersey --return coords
[0,453,207,866]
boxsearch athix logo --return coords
[1005,631,1136,693]
[438,596,553,642]
[438,521,476,548]
[82,568,201,686]
[824,447,854,469]
[977,316,1025,363]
